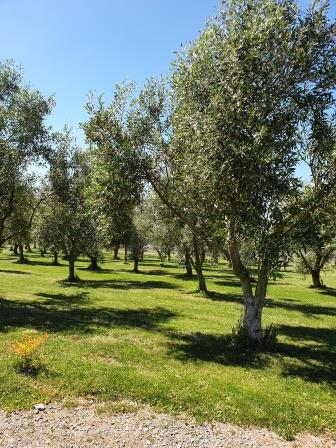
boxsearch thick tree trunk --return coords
[311,269,322,288]
[184,246,193,277]
[124,244,128,263]
[228,226,268,343]
[192,237,207,293]
[241,262,268,341]
[52,251,59,266]
[68,257,76,282]
[19,244,25,263]
[133,257,139,273]
[113,244,120,259]
[88,255,99,270]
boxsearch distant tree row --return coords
[1,0,335,343]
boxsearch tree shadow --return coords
[320,287,336,298]
[0,269,31,275]
[19,259,65,267]
[173,273,197,281]
[166,331,268,369]
[213,280,241,288]
[33,292,90,307]
[0,297,177,334]
[141,269,170,276]
[205,291,241,303]
[274,324,336,385]
[266,298,336,317]
[77,267,114,274]
[60,279,179,290]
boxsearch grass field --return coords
[0,250,335,439]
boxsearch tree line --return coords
[0,0,335,343]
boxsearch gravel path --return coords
[0,401,335,448]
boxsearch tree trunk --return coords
[311,269,322,288]
[13,244,18,255]
[124,244,128,263]
[242,262,268,341]
[40,249,45,257]
[68,257,76,281]
[184,246,193,277]
[88,255,99,270]
[19,244,25,263]
[200,249,206,265]
[26,245,32,253]
[167,249,171,262]
[52,251,59,266]
[113,244,120,259]
[140,250,144,262]
[133,257,139,273]
[192,237,207,293]
[156,248,164,266]
[228,225,268,343]
[223,249,232,268]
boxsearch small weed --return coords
[11,333,49,375]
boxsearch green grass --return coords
[0,250,335,439]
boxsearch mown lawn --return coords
[0,250,335,439]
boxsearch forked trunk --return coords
[311,269,322,288]
[88,255,99,270]
[228,228,268,342]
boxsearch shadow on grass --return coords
[275,324,336,385]
[205,291,241,303]
[0,296,177,334]
[266,298,336,317]
[17,259,66,268]
[213,280,241,288]
[167,331,268,369]
[0,269,31,275]
[320,287,336,298]
[34,292,90,307]
[60,279,179,290]
[166,325,336,384]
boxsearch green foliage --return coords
[0,60,53,245]
[231,315,278,350]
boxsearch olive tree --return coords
[0,60,53,245]
[48,129,95,281]
[130,0,335,341]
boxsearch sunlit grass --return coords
[0,249,335,439]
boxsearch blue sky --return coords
[1,0,335,151]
